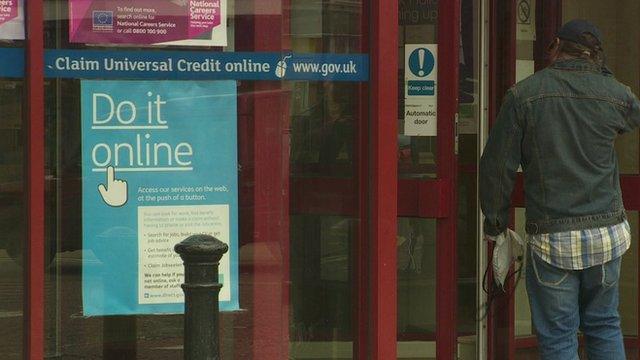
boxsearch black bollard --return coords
[174,234,229,360]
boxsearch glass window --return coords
[43,0,366,358]
[0,13,25,358]
[0,78,24,360]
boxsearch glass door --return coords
[396,1,485,358]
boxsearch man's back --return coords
[511,59,632,232]
[480,59,637,233]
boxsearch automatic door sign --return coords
[404,44,437,136]
[81,80,239,315]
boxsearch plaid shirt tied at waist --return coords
[528,220,631,270]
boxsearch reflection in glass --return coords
[290,215,354,357]
[290,82,358,178]
[397,218,436,358]
[287,1,363,358]
[0,79,24,359]
[562,0,640,175]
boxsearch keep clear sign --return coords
[404,44,437,136]
[81,80,239,315]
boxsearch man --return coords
[480,19,639,360]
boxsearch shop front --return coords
[0,0,639,359]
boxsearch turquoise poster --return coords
[81,80,239,315]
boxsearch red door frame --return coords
[370,0,398,357]
[486,0,516,359]
[356,2,371,356]
[25,0,45,359]
[436,0,461,358]
[235,2,292,358]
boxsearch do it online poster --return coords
[81,80,239,315]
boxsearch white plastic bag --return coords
[488,229,524,289]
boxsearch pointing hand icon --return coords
[98,166,128,207]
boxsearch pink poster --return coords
[0,0,24,40]
[69,0,227,46]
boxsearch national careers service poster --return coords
[0,0,24,40]
[69,0,227,46]
[81,80,239,316]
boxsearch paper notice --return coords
[138,204,230,304]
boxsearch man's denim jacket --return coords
[480,59,640,236]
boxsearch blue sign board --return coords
[46,49,369,81]
[81,80,239,315]
[0,48,369,82]
[0,48,369,81]
[0,48,24,77]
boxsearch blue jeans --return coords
[525,249,626,360]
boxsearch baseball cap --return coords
[557,19,603,49]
